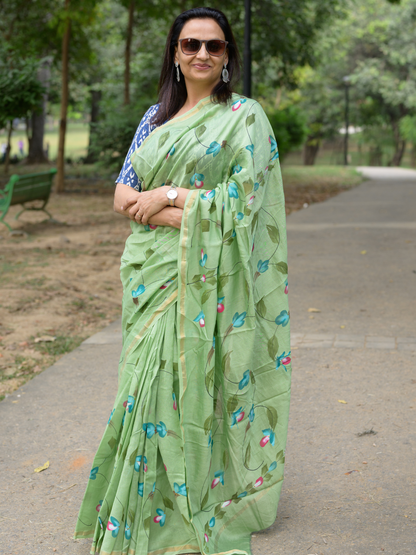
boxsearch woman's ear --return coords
[224,50,229,67]
[174,46,178,65]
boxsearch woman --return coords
[75,7,291,555]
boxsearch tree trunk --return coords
[369,146,383,166]
[4,121,13,176]
[124,0,134,106]
[388,117,406,167]
[27,58,52,164]
[303,137,320,166]
[85,89,102,163]
[56,0,71,194]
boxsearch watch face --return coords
[167,189,178,199]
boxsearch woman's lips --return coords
[193,64,211,70]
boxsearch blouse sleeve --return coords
[115,104,160,190]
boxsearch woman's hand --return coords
[148,206,183,229]
[123,187,170,225]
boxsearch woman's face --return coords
[174,18,228,88]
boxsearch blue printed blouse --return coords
[116,104,160,191]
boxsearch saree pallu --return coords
[74,94,291,555]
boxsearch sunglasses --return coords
[178,38,228,57]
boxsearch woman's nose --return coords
[196,43,210,59]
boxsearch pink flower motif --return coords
[254,477,263,488]
[247,196,255,205]
[260,435,270,447]
[232,101,242,111]
[285,284,289,294]
[217,303,224,313]
[123,400,127,408]
[204,533,209,542]
[200,318,205,327]
[211,477,220,488]
[164,463,167,471]
[281,356,291,366]
[252,242,255,252]
[201,275,206,283]
[268,136,271,144]
[96,501,102,512]
[149,224,158,230]
[222,500,232,508]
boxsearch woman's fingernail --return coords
[120,206,123,210]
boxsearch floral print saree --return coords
[74,93,291,555]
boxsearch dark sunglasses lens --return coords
[207,40,225,55]
[182,38,201,54]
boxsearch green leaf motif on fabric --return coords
[227,394,238,415]
[173,362,178,373]
[201,488,209,509]
[129,448,137,465]
[264,472,272,482]
[129,509,135,523]
[207,276,217,286]
[201,220,210,232]
[250,371,256,384]
[182,514,190,527]
[158,131,170,150]
[276,449,284,463]
[218,274,229,292]
[193,281,203,290]
[144,516,151,531]
[223,229,232,242]
[207,528,212,537]
[209,201,217,214]
[196,124,206,138]
[267,406,278,429]
[145,248,154,259]
[160,359,166,369]
[245,277,250,299]
[222,351,232,376]
[201,288,214,304]
[257,170,264,183]
[257,298,267,318]
[244,443,251,467]
[246,113,256,127]
[204,412,213,434]
[244,206,252,217]
[206,269,216,277]
[268,335,279,360]
[216,510,226,520]
[243,178,253,195]
[164,496,174,511]
[275,262,288,274]
[214,503,222,515]
[185,158,197,174]
[262,463,269,475]
[108,436,116,450]
[267,224,280,244]
[251,211,259,234]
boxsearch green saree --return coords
[74,93,291,555]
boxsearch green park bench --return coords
[0,169,57,232]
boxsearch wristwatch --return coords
[166,184,178,206]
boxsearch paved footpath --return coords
[1,167,415,555]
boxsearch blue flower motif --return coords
[231,230,236,238]
[190,173,204,187]
[275,310,289,327]
[199,250,207,267]
[154,508,166,526]
[132,284,145,298]
[201,189,216,200]
[254,181,259,191]
[269,136,277,152]
[232,311,247,328]
[156,421,167,438]
[271,150,279,161]
[262,428,276,446]
[239,369,250,390]
[89,467,99,480]
[107,516,120,537]
[236,212,244,220]
[268,461,277,473]
[193,310,205,323]
[249,404,255,422]
[246,144,254,158]
[206,141,221,157]
[142,422,156,438]
[138,482,144,496]
[228,182,239,199]
[208,431,213,451]
[126,395,135,413]
[167,145,175,157]
[174,482,187,496]
[134,455,147,472]
[125,522,131,540]
[209,517,216,527]
[257,260,269,273]
[214,470,225,485]
[231,407,245,428]
[238,491,247,498]
[276,350,292,370]
[107,408,115,425]
[232,164,242,174]
[212,336,215,349]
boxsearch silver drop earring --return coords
[222,64,229,83]
[175,62,180,82]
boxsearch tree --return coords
[0,54,44,174]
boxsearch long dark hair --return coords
[151,7,241,126]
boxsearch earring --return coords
[222,64,229,83]
[175,62,180,82]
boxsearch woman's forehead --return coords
[179,18,225,40]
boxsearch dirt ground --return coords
[0,173,360,400]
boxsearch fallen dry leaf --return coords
[345,470,359,475]
[340,325,346,329]
[361,250,367,255]
[34,461,50,473]
[307,308,321,313]
[34,336,56,343]
[338,399,347,404]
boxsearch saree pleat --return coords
[75,94,291,555]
